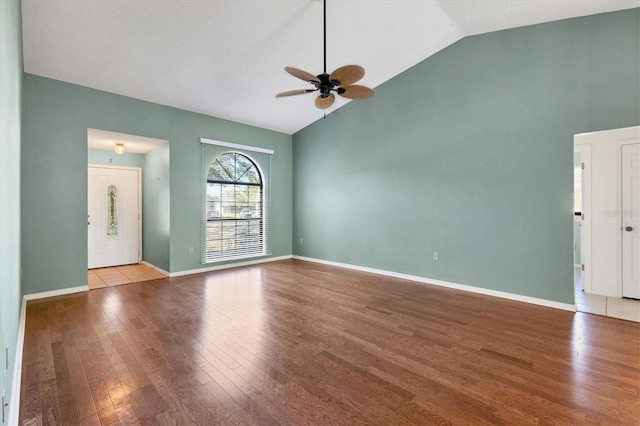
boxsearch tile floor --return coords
[88,263,167,289]
[574,267,640,322]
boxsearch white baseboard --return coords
[293,255,576,312]
[23,285,89,301]
[8,297,27,426]
[140,261,170,277]
[169,255,293,278]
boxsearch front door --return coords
[88,166,140,269]
[622,144,640,299]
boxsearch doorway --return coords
[86,128,170,285]
[574,126,640,322]
[621,143,639,299]
[573,148,594,312]
[88,165,141,269]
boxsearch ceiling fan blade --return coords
[338,85,375,100]
[330,65,364,86]
[285,67,321,83]
[315,93,335,109]
[276,89,315,97]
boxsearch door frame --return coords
[574,126,640,298]
[621,143,639,298]
[573,145,591,293]
[88,164,143,267]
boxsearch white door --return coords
[88,166,140,269]
[622,144,640,299]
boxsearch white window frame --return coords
[200,138,274,263]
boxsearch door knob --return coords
[625,226,633,231]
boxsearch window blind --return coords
[200,139,273,263]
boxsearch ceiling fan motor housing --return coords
[315,73,339,98]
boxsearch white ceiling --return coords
[21,0,638,135]
[87,128,167,154]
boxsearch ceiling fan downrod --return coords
[323,0,327,75]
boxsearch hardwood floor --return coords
[20,259,640,425]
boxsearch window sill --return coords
[202,252,270,265]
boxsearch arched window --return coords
[204,152,264,260]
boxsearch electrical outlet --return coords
[189,247,194,254]
[432,252,439,261]
[300,238,303,244]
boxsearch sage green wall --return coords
[0,0,23,421]
[22,75,292,294]
[142,144,170,271]
[292,9,640,304]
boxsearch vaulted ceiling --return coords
[21,0,638,135]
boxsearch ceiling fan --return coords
[276,0,374,109]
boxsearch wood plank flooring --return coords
[20,259,640,425]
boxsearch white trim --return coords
[203,251,269,266]
[574,125,640,138]
[87,163,142,171]
[23,285,89,301]
[199,137,275,155]
[8,297,27,426]
[574,145,591,294]
[293,256,576,312]
[170,255,292,277]
[140,261,170,277]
